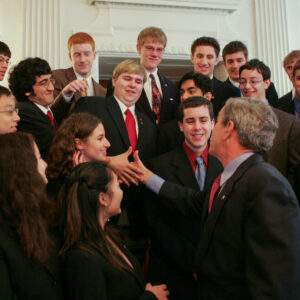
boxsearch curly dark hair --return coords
[46,112,102,180]
[8,57,51,102]
[0,132,55,263]
[59,161,131,271]
[191,36,220,57]
[239,59,271,80]
[0,41,11,57]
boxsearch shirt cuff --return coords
[146,174,165,195]
[62,92,74,103]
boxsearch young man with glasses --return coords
[0,42,11,82]
[0,85,20,134]
[9,57,57,158]
[239,59,300,197]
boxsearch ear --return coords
[68,52,72,61]
[25,92,31,97]
[74,138,84,150]
[178,121,183,132]
[112,77,116,88]
[224,120,235,137]
[136,44,142,55]
[190,54,195,64]
[93,51,97,60]
[211,118,215,129]
[204,92,213,101]
[98,192,108,207]
[264,78,271,90]
[215,56,220,65]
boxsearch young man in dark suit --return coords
[222,40,279,107]
[73,59,157,262]
[137,98,300,299]
[51,32,106,123]
[144,97,222,300]
[239,59,300,197]
[190,36,240,118]
[107,27,179,127]
[9,57,57,159]
[278,51,300,115]
[157,71,213,154]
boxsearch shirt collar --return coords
[229,77,240,88]
[182,141,209,171]
[33,102,50,115]
[74,71,92,85]
[220,152,254,187]
[114,96,135,116]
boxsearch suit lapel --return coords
[136,89,156,124]
[197,154,262,261]
[106,97,131,148]
[172,147,199,189]
[28,101,54,126]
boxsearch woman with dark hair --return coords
[46,112,140,198]
[60,161,169,300]
[0,132,63,299]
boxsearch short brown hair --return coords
[68,32,95,52]
[222,41,248,61]
[112,59,147,83]
[283,50,300,69]
[137,27,167,47]
[191,36,220,57]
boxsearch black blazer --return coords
[157,154,300,299]
[212,77,240,118]
[64,244,156,300]
[0,225,63,300]
[156,119,184,155]
[106,73,180,127]
[224,78,279,107]
[72,96,157,260]
[278,91,295,115]
[17,100,57,159]
[144,147,222,300]
[263,107,300,193]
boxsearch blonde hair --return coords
[112,59,147,83]
[137,27,167,47]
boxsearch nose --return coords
[181,92,188,101]
[14,111,20,122]
[201,56,208,65]
[232,61,238,69]
[104,137,111,148]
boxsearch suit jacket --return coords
[17,100,57,159]
[144,147,222,300]
[158,154,300,299]
[0,225,63,300]
[224,78,279,108]
[212,77,240,118]
[64,244,156,300]
[72,96,157,261]
[106,73,180,126]
[278,91,295,115]
[156,119,183,155]
[51,67,106,123]
[263,107,300,192]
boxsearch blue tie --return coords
[195,156,206,191]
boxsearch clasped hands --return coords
[72,146,153,186]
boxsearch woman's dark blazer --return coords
[64,244,157,300]
[0,225,63,300]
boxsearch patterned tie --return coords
[81,78,88,97]
[208,174,221,214]
[150,74,162,124]
[125,109,137,152]
[47,110,56,130]
[195,156,206,191]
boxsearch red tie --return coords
[47,110,56,130]
[208,174,221,214]
[150,74,162,124]
[125,109,137,152]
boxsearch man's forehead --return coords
[183,105,210,117]
[240,68,262,78]
[194,45,217,56]
[0,53,10,59]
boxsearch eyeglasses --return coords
[239,79,263,86]
[0,107,19,115]
[0,56,11,66]
[35,78,56,87]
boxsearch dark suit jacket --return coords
[0,225,63,300]
[72,96,157,261]
[157,154,300,299]
[278,91,294,115]
[106,73,180,126]
[224,78,279,108]
[264,107,300,192]
[156,119,184,155]
[64,244,156,300]
[51,67,106,123]
[17,100,56,159]
[144,147,222,300]
[212,77,240,118]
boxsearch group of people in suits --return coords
[0,24,300,300]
